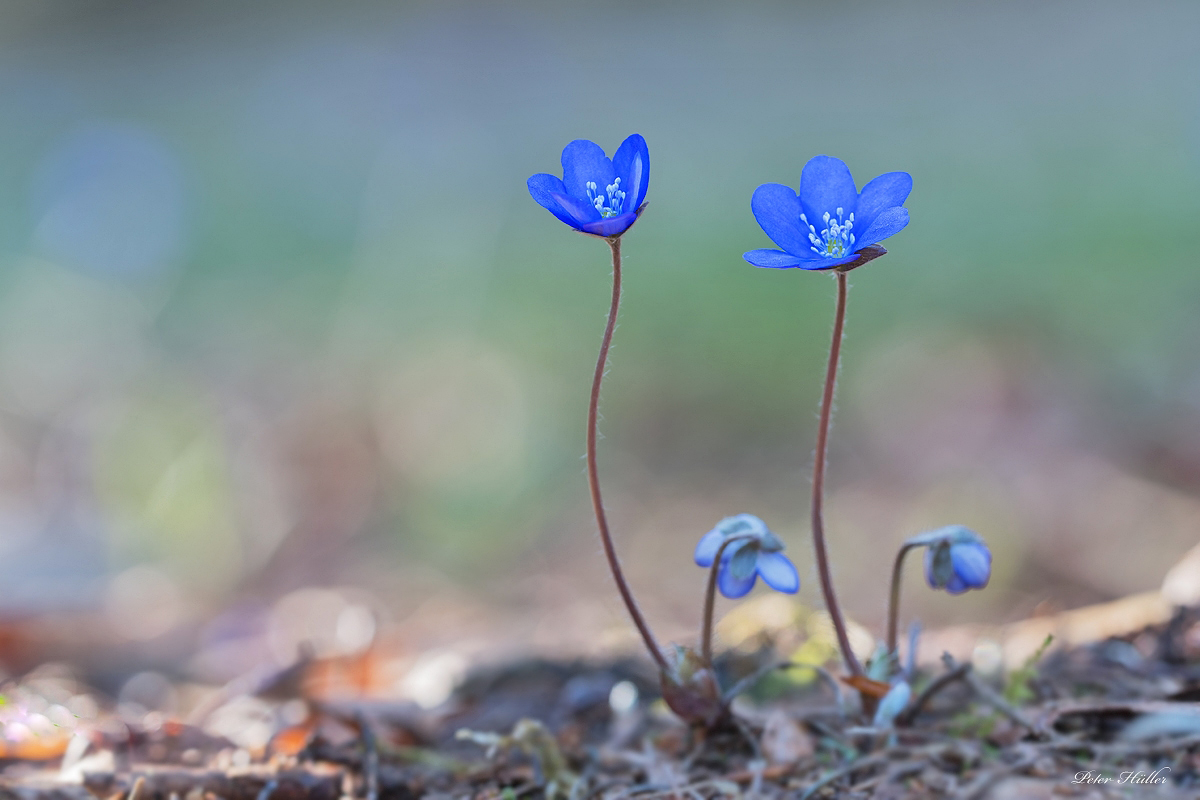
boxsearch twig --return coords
[849,758,925,793]
[356,712,379,800]
[954,752,1040,800]
[895,660,973,726]
[798,753,889,800]
[731,715,764,762]
[720,763,794,784]
[1042,732,1200,758]
[624,779,742,800]
[187,647,313,725]
[96,770,341,800]
[943,654,1036,733]
[255,780,278,800]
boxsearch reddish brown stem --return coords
[588,236,667,671]
[886,542,919,661]
[699,533,756,664]
[811,271,863,677]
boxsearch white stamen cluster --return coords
[800,207,855,258]
[586,177,625,218]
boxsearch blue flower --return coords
[917,525,991,595]
[527,134,650,237]
[694,513,799,599]
[744,155,911,271]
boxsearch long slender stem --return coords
[699,533,756,664]
[587,236,667,672]
[810,270,862,677]
[885,543,918,660]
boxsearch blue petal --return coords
[944,574,968,595]
[580,210,638,237]
[751,183,810,256]
[549,191,601,226]
[854,206,909,249]
[527,173,566,207]
[528,174,583,229]
[856,172,912,232]
[561,139,616,201]
[951,542,991,589]
[750,250,869,272]
[694,527,725,567]
[612,134,649,212]
[798,155,858,226]
[756,551,799,593]
[743,249,814,269]
[718,562,757,599]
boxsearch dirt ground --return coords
[3,600,1200,800]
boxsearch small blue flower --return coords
[527,134,649,237]
[694,513,799,599]
[916,525,991,595]
[744,155,911,270]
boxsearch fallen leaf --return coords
[760,709,813,766]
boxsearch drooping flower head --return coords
[908,525,991,595]
[744,155,911,271]
[527,134,649,238]
[694,513,799,599]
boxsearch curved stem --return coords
[885,542,919,660]
[699,533,756,664]
[588,236,667,671]
[810,270,862,677]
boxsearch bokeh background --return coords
[0,0,1198,708]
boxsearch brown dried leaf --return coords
[759,710,812,766]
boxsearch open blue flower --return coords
[694,513,799,599]
[915,525,991,595]
[527,134,649,237]
[744,155,911,271]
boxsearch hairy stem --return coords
[885,542,919,660]
[699,533,756,664]
[810,270,862,677]
[588,236,666,671]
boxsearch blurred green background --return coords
[0,0,1198,687]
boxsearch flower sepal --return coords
[658,645,726,728]
[833,243,887,273]
[575,201,649,240]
